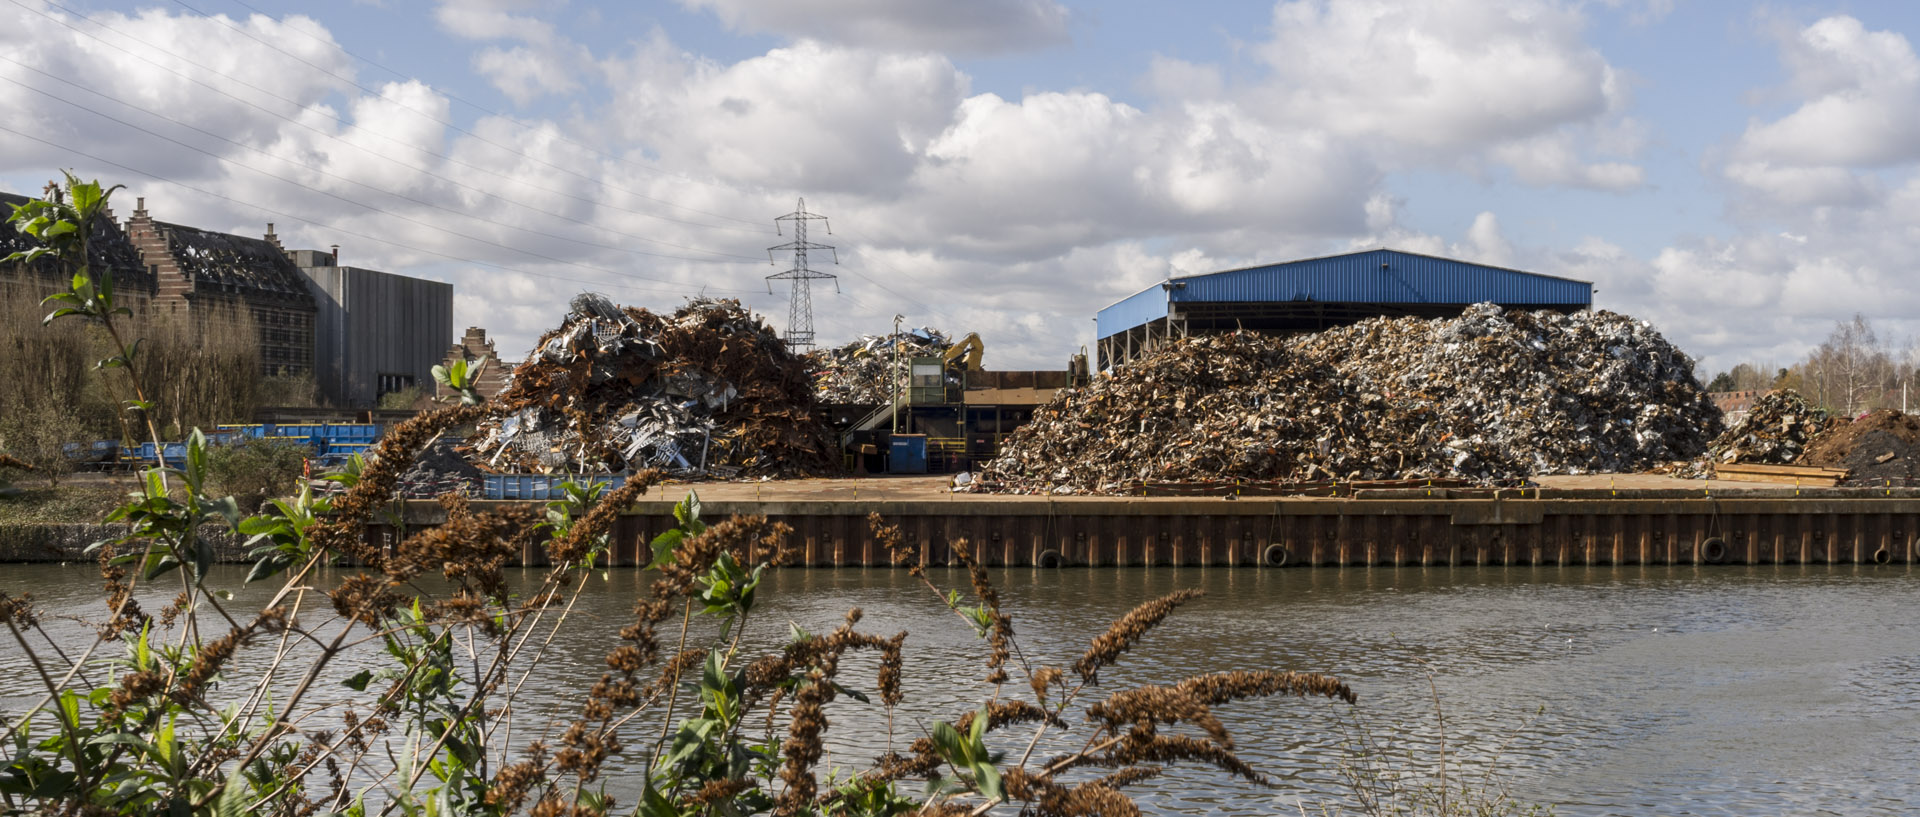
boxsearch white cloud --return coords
[1255,0,1630,173]
[604,39,966,195]
[1726,16,1920,207]
[433,0,589,104]
[1491,132,1645,190]
[676,0,1070,54]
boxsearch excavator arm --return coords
[943,332,984,371]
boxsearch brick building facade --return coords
[439,326,513,402]
[125,198,317,378]
[0,191,152,303]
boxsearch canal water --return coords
[4,562,1918,815]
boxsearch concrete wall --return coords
[299,263,454,407]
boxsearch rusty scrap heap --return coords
[979,304,1723,493]
[467,295,837,479]
[1304,304,1725,479]
[807,328,951,404]
[973,332,1407,493]
[1671,389,1831,478]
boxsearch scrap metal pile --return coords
[1673,389,1830,478]
[465,295,837,479]
[977,304,1724,494]
[808,328,951,404]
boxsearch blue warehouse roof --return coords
[1096,248,1592,341]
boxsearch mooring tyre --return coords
[1037,549,1064,569]
[1874,548,1892,565]
[1262,544,1290,567]
[1700,537,1728,565]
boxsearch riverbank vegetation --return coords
[2,175,1558,816]
[0,409,1363,815]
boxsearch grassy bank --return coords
[0,480,125,525]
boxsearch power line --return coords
[0,72,770,296]
[168,0,766,230]
[13,0,769,237]
[97,0,971,344]
[219,0,773,208]
[0,124,759,302]
[0,57,764,266]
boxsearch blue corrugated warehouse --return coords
[1094,247,1592,368]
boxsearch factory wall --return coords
[299,261,453,407]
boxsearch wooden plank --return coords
[1720,462,1850,481]
[1715,470,1845,487]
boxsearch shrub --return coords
[208,437,308,512]
[377,384,426,410]
[0,409,1362,816]
[0,401,83,487]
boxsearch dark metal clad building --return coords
[1095,247,1593,368]
[293,249,454,408]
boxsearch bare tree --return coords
[1816,314,1888,415]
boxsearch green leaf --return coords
[830,682,870,704]
[203,495,241,527]
[973,761,1004,803]
[185,429,210,491]
[214,776,250,817]
[648,528,682,569]
[142,551,180,581]
[342,670,373,692]
[190,536,216,585]
[237,516,282,536]
[244,553,291,584]
[931,721,963,763]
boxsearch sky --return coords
[6,0,1920,377]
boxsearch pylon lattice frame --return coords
[766,197,837,351]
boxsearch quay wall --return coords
[386,491,1920,568]
[13,491,1920,567]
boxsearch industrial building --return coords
[125,199,321,377]
[1095,248,1594,368]
[5,190,454,408]
[0,191,152,304]
[293,248,453,407]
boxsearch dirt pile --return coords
[808,328,951,404]
[466,295,836,479]
[977,305,1722,494]
[1803,409,1920,485]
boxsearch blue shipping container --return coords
[889,435,928,474]
[482,474,628,501]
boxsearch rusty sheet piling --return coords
[371,492,1920,568]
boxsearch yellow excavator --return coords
[942,332,984,372]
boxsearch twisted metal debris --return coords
[466,295,837,479]
[978,304,1723,494]
[1671,389,1830,478]
[807,328,951,404]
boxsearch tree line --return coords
[1705,313,1920,417]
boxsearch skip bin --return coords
[482,473,627,501]
[889,434,928,474]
